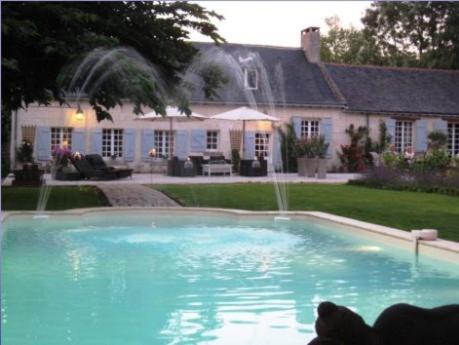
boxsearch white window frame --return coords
[102,129,123,158]
[51,127,73,151]
[300,119,320,138]
[206,130,219,151]
[448,122,459,157]
[244,68,258,90]
[394,120,413,153]
[154,130,174,158]
[254,132,270,159]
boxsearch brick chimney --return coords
[301,27,320,63]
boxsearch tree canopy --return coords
[321,2,459,70]
[1,1,225,121]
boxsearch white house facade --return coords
[12,27,459,172]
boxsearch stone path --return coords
[98,184,180,207]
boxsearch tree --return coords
[362,2,459,69]
[1,1,225,120]
[320,16,383,65]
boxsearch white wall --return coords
[15,102,452,172]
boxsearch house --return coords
[12,27,459,172]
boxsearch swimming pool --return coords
[2,210,458,344]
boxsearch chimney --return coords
[301,27,320,63]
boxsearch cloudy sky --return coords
[189,1,373,47]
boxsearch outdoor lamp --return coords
[149,148,156,158]
[75,105,84,121]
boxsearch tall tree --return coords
[362,1,459,69]
[320,16,383,65]
[1,1,225,120]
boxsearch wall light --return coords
[75,105,84,121]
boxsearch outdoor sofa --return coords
[73,154,133,180]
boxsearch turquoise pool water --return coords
[2,212,458,345]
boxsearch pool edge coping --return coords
[2,207,459,259]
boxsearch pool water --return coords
[2,212,458,345]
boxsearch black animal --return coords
[308,301,459,345]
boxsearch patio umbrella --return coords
[136,106,206,159]
[210,106,279,159]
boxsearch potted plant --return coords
[295,138,311,176]
[16,139,34,168]
[314,135,330,179]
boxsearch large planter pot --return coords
[317,158,329,179]
[305,158,318,178]
[297,157,307,176]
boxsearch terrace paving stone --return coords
[98,184,180,207]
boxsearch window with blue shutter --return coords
[123,128,136,162]
[91,129,102,155]
[434,119,448,134]
[36,126,51,161]
[415,120,428,152]
[385,118,396,144]
[72,130,86,154]
[141,129,155,161]
[175,130,189,159]
[320,118,333,157]
[244,131,256,159]
[292,117,302,138]
[272,128,282,170]
[190,129,207,152]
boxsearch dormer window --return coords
[244,68,258,90]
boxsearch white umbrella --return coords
[210,106,279,159]
[136,106,206,159]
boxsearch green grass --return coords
[155,183,459,242]
[1,186,108,211]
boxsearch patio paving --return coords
[2,173,360,186]
[98,184,180,207]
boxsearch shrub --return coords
[231,148,240,173]
[16,139,34,163]
[338,124,369,172]
[428,130,448,151]
[279,123,298,172]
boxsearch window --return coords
[448,123,459,157]
[394,121,413,153]
[244,68,258,90]
[102,129,123,158]
[300,120,320,138]
[51,127,72,151]
[255,132,270,158]
[154,130,174,158]
[206,131,219,150]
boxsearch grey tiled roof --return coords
[325,63,459,116]
[190,43,341,107]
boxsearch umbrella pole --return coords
[241,120,246,160]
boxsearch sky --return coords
[189,1,373,47]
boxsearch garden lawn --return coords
[1,186,108,210]
[156,183,459,242]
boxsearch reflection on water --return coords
[2,215,459,345]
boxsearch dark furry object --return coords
[307,301,459,345]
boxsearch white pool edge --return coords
[2,207,459,263]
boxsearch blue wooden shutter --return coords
[385,118,396,143]
[320,118,333,157]
[175,130,189,159]
[434,119,448,134]
[123,128,136,162]
[190,129,207,152]
[415,119,428,152]
[272,128,282,170]
[91,129,102,155]
[36,126,51,161]
[72,130,85,154]
[292,117,302,138]
[141,129,155,162]
[244,131,255,159]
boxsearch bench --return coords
[202,163,232,176]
